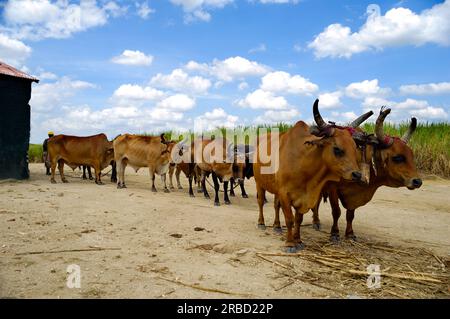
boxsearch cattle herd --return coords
[46,99,422,253]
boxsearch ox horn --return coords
[312,99,327,129]
[401,117,417,144]
[375,106,393,145]
[350,110,374,128]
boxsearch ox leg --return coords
[161,174,170,193]
[82,166,87,180]
[150,169,157,192]
[176,166,183,189]
[212,172,220,206]
[273,195,282,234]
[188,174,195,197]
[94,166,103,185]
[116,159,126,188]
[240,181,248,198]
[279,193,297,253]
[201,172,210,199]
[50,158,57,183]
[223,180,231,205]
[229,178,235,197]
[88,166,93,180]
[168,165,175,189]
[110,162,117,183]
[293,208,305,250]
[256,183,266,230]
[345,209,357,241]
[312,200,321,231]
[329,190,341,244]
[58,160,68,183]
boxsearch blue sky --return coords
[0,0,449,143]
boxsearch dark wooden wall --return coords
[0,75,32,179]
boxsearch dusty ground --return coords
[0,164,449,299]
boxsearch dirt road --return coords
[0,164,449,298]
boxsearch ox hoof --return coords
[89,177,94,180]
[214,202,220,206]
[197,189,203,193]
[51,179,57,184]
[151,188,157,193]
[189,193,195,198]
[62,179,69,183]
[229,193,235,197]
[285,246,298,254]
[111,178,117,183]
[204,194,210,199]
[82,176,87,180]
[95,181,104,185]
[242,194,249,198]
[273,227,283,235]
[346,234,357,241]
[224,200,231,205]
[117,184,126,189]
[312,223,321,231]
[164,188,170,193]
[178,185,183,190]
[330,234,340,244]
[257,224,266,230]
[295,242,306,250]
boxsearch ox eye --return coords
[392,155,406,163]
[333,146,344,157]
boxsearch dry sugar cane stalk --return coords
[256,253,295,270]
[15,247,121,256]
[346,269,442,283]
[156,276,252,297]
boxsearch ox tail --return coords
[323,193,328,203]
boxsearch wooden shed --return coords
[0,61,39,180]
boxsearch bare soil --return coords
[0,164,449,299]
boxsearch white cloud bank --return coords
[309,1,450,58]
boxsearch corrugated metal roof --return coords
[0,61,39,83]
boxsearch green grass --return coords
[31,122,449,177]
[28,144,43,163]
[160,122,450,178]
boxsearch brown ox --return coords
[48,133,114,185]
[310,107,422,242]
[114,134,172,192]
[253,99,369,253]
[194,137,236,206]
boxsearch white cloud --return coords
[399,82,450,95]
[362,97,448,121]
[111,50,153,66]
[31,76,96,113]
[309,1,450,58]
[112,84,165,103]
[150,68,211,94]
[248,43,266,54]
[136,1,155,19]
[345,79,390,99]
[0,33,31,67]
[194,107,239,131]
[156,94,195,111]
[238,82,249,90]
[238,89,288,110]
[260,71,318,95]
[2,0,127,41]
[185,56,269,82]
[330,111,358,124]
[170,0,233,23]
[37,71,58,81]
[254,109,300,124]
[318,91,342,109]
